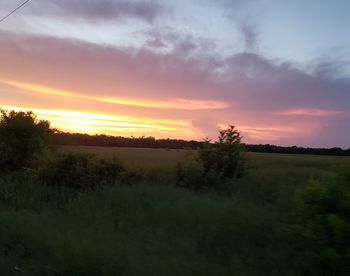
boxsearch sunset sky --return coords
[1,0,350,147]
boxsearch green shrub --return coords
[176,160,222,191]
[176,125,245,190]
[200,126,245,178]
[34,153,124,190]
[296,167,350,275]
[0,109,53,170]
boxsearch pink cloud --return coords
[278,108,343,117]
[0,30,349,147]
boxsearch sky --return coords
[0,0,350,148]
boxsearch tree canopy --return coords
[0,109,52,170]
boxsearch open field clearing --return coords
[60,145,350,169]
[59,146,191,169]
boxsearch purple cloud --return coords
[0,30,349,147]
[239,22,259,51]
[24,0,164,23]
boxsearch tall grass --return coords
[1,150,350,275]
[0,179,294,275]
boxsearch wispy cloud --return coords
[218,122,318,143]
[9,0,165,23]
[240,22,259,52]
[279,109,343,117]
[1,80,230,111]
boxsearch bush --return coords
[200,126,245,178]
[176,125,245,190]
[296,167,350,275]
[0,109,52,170]
[176,160,223,191]
[34,153,124,190]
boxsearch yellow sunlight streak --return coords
[1,105,195,137]
[0,79,230,110]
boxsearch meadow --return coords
[61,145,350,169]
[1,146,350,275]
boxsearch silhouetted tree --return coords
[0,109,52,170]
[200,125,245,178]
[50,132,350,156]
[177,125,245,190]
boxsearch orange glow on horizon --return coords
[0,79,230,111]
[1,105,200,139]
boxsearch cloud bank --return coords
[0,0,349,147]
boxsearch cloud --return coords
[240,22,258,51]
[211,0,257,13]
[279,109,343,117]
[0,30,350,147]
[15,0,164,23]
[239,125,312,142]
[312,60,350,79]
[0,79,230,111]
[309,117,350,148]
[221,52,350,111]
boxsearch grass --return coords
[0,177,289,275]
[60,146,191,169]
[60,146,350,186]
[1,147,350,275]
[61,145,350,169]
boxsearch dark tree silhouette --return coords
[50,132,350,156]
[0,109,53,169]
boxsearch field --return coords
[61,145,350,169]
[1,146,350,275]
[60,146,191,169]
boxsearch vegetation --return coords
[176,125,245,190]
[296,168,350,275]
[61,146,350,170]
[200,125,245,178]
[1,109,350,275]
[0,109,52,170]
[51,131,350,156]
[247,144,350,156]
[61,145,189,169]
[1,153,350,275]
[34,153,125,190]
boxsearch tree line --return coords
[51,132,350,156]
[0,109,245,191]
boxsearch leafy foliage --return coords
[0,109,52,170]
[176,125,245,190]
[296,168,350,275]
[176,160,223,191]
[34,153,124,190]
[201,125,245,178]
